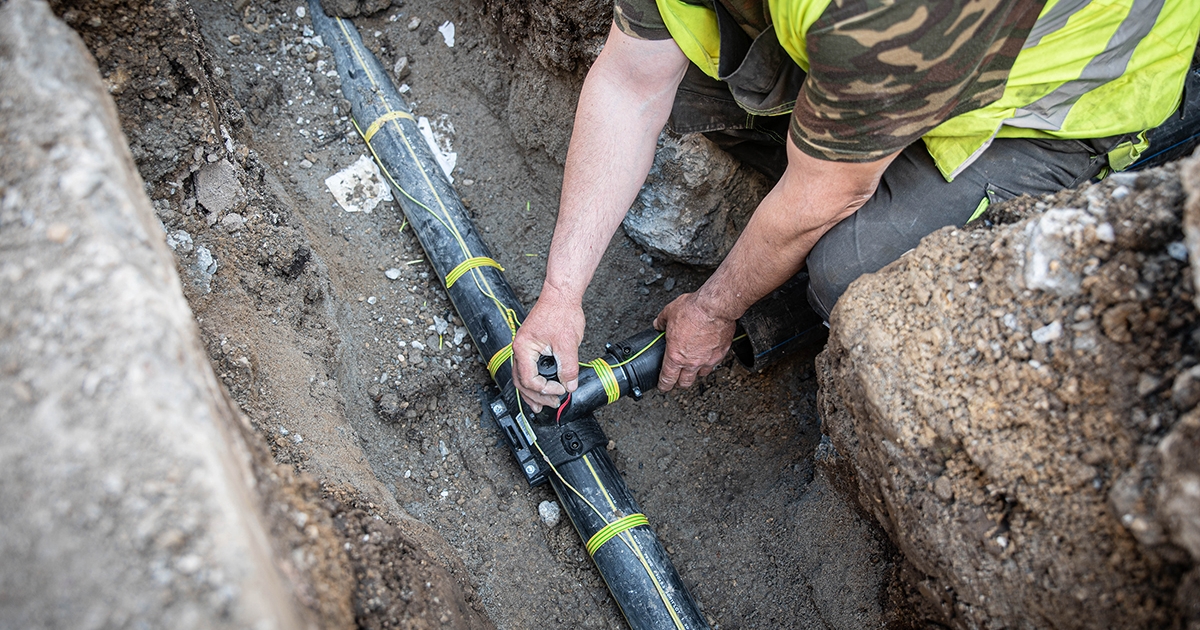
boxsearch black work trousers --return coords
[669,63,1200,322]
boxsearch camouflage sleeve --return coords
[790,0,1045,162]
[614,0,674,40]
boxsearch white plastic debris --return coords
[295,5,305,18]
[417,116,457,181]
[538,500,561,527]
[438,21,455,47]
[324,155,393,213]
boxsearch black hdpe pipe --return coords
[309,6,708,629]
[730,271,828,372]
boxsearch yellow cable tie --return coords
[586,513,649,557]
[362,109,416,143]
[446,256,504,288]
[487,344,513,379]
[586,358,620,404]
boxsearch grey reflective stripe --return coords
[1006,0,1165,131]
[1024,0,1090,49]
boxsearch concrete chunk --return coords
[0,2,307,627]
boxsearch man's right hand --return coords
[512,288,585,412]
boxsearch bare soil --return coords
[820,165,1200,628]
[51,0,910,627]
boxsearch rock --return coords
[407,16,421,31]
[393,55,410,80]
[1159,409,1200,561]
[1181,154,1200,312]
[221,212,246,232]
[1172,366,1200,411]
[379,392,401,419]
[622,130,770,267]
[538,500,561,527]
[1031,320,1062,344]
[818,155,1198,628]
[319,0,391,18]
[385,267,402,280]
[1022,208,1101,296]
[194,158,246,217]
[194,245,218,276]
[0,3,307,626]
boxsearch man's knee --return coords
[805,242,843,323]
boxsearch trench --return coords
[51,0,906,627]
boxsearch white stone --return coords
[1031,321,1063,344]
[1023,208,1096,297]
[538,500,561,527]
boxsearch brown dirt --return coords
[819,164,1200,628]
[47,0,905,627]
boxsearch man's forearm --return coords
[693,140,900,323]
[541,26,688,304]
[651,139,899,390]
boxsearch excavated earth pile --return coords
[819,157,1200,628]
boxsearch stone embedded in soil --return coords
[819,155,1200,628]
[393,55,410,80]
[195,158,246,217]
[319,0,392,18]
[622,130,771,267]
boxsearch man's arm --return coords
[512,24,688,410]
[653,139,901,391]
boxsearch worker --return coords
[512,0,1200,411]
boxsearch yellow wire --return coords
[339,19,520,336]
[583,454,686,630]
[446,256,504,288]
[487,344,513,378]
[586,513,649,556]
[584,358,620,404]
[363,109,416,142]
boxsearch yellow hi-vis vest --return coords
[656,0,1200,181]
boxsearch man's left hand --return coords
[653,292,736,391]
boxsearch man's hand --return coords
[653,292,736,391]
[512,288,585,412]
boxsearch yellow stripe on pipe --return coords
[586,513,649,556]
[446,256,504,288]
[362,109,416,142]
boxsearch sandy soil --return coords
[55,0,912,627]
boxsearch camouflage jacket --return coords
[615,0,1045,162]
